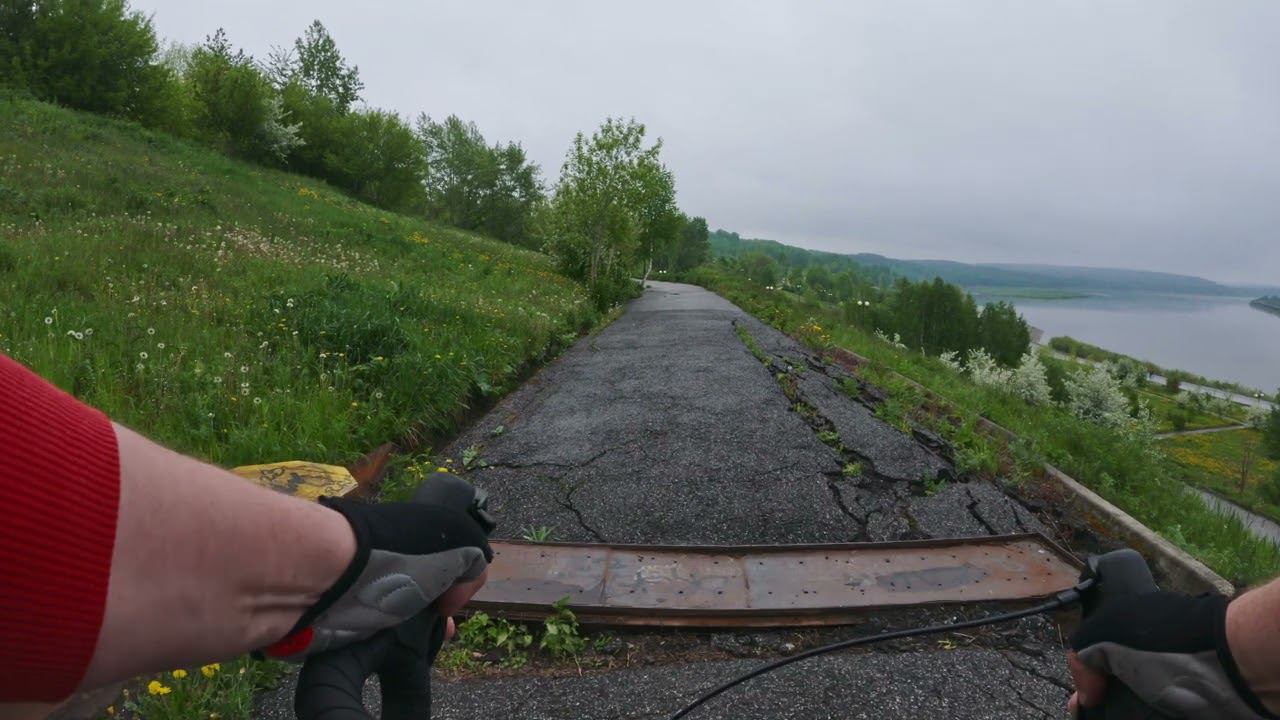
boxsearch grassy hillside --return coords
[0,99,595,466]
[688,265,1280,584]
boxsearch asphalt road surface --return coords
[258,281,1074,719]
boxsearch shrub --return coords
[186,30,277,161]
[1065,365,1131,429]
[1007,351,1053,406]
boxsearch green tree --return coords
[671,215,710,272]
[285,20,362,112]
[2,0,172,121]
[738,251,780,286]
[545,117,675,306]
[978,301,1031,367]
[187,30,277,159]
[416,115,544,246]
[322,109,425,210]
[1262,405,1280,460]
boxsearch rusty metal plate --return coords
[472,534,1081,627]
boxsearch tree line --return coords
[1,0,709,307]
[711,231,1031,367]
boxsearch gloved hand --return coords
[1070,591,1277,719]
[262,495,492,661]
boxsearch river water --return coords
[982,293,1280,393]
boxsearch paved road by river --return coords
[259,281,1076,719]
[1197,490,1280,546]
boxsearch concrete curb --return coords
[824,344,1235,595]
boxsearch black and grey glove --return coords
[1072,591,1277,720]
[263,495,492,661]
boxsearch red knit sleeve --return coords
[0,353,120,702]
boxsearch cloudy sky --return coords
[135,1,1280,285]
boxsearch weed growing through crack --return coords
[521,526,554,542]
[842,461,863,478]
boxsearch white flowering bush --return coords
[874,329,907,350]
[966,348,1011,388]
[938,350,963,373]
[1007,352,1053,406]
[1245,404,1269,430]
[1065,365,1132,429]
[260,95,305,161]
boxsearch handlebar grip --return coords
[295,473,492,719]
[295,627,396,720]
[1076,550,1174,720]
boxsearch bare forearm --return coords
[77,424,355,688]
[1226,577,1280,714]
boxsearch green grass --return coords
[0,99,596,467]
[1164,429,1280,522]
[689,267,1280,584]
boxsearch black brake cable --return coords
[665,579,1094,720]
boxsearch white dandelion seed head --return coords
[224,352,232,359]
[136,363,144,370]
[139,351,148,359]
[253,397,262,405]
[157,342,165,349]
[44,317,53,325]
[147,328,155,335]
[240,388,249,396]
[240,365,248,373]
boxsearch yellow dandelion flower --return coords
[106,706,115,716]
[201,663,221,678]
[147,680,171,696]
[436,467,449,473]
[172,669,188,679]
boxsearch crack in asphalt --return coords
[556,477,607,542]
[964,486,1001,535]
[1001,651,1074,694]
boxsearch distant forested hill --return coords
[710,229,1252,296]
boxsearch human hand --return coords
[1068,590,1272,719]
[265,496,492,660]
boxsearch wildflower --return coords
[436,467,449,473]
[172,669,188,679]
[147,680,171,696]
[207,412,214,419]
[157,342,165,350]
[241,388,250,396]
[253,397,262,405]
[106,706,115,716]
[200,663,220,678]
[147,328,155,335]
[136,363,144,371]
[351,401,358,408]
[240,365,249,373]
[44,317,53,325]
[139,351,148,360]
[85,328,93,336]
[286,298,295,308]
[373,391,384,399]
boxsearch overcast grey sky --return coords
[135,1,1280,285]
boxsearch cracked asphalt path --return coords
[256,281,1072,719]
